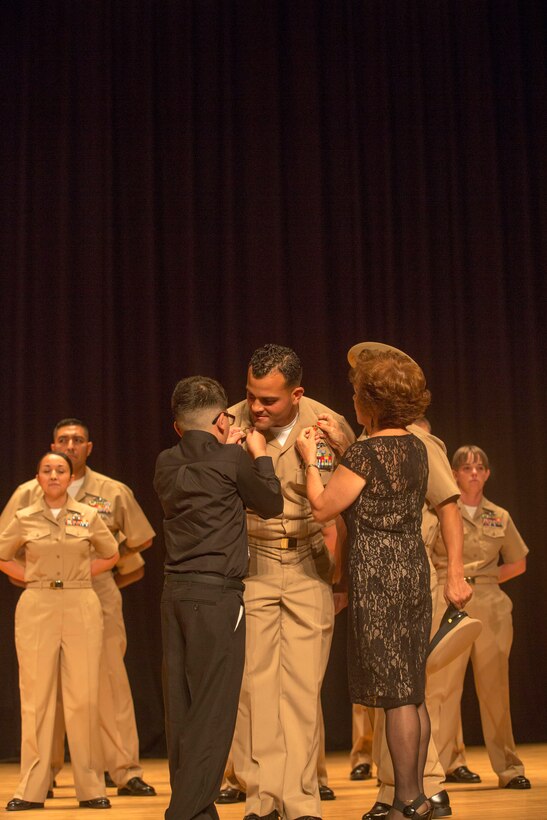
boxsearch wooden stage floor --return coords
[0,744,544,819]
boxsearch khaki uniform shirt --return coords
[0,467,155,576]
[407,424,460,552]
[0,498,118,583]
[431,496,529,581]
[229,396,355,545]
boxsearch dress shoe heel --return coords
[444,766,481,784]
[504,775,531,789]
[79,797,111,809]
[319,784,336,800]
[117,777,156,796]
[217,787,246,804]
[351,763,372,780]
[429,790,452,818]
[6,800,45,812]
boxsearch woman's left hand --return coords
[296,427,317,465]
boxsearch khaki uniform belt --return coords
[437,575,498,586]
[464,575,498,585]
[248,536,324,551]
[26,580,92,589]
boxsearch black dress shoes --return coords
[217,787,247,803]
[362,792,451,820]
[351,763,372,780]
[243,813,278,820]
[429,791,452,818]
[79,797,111,808]
[6,800,44,812]
[444,765,481,783]
[362,802,391,820]
[505,775,531,789]
[319,785,336,800]
[294,816,322,819]
[117,777,156,796]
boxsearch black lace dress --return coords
[342,434,431,708]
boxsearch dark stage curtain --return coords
[0,1,545,759]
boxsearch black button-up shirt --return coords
[154,431,283,578]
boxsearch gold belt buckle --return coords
[280,537,289,550]
[50,579,64,589]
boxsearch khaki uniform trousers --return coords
[316,702,374,786]
[230,542,334,820]
[427,581,524,786]
[225,699,332,790]
[15,588,104,802]
[349,704,374,770]
[51,572,142,786]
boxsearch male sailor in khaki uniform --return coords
[0,418,156,797]
[227,344,354,820]
[427,445,531,789]
[317,344,472,820]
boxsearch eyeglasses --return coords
[212,411,236,426]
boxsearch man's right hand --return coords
[227,426,246,445]
[246,428,267,459]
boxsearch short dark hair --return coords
[249,344,302,387]
[53,418,90,440]
[37,451,73,475]
[171,376,228,424]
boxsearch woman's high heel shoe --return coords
[392,793,433,819]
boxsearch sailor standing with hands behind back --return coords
[0,452,119,811]
[427,445,531,790]
[0,418,157,798]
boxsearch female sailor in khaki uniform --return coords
[0,453,119,811]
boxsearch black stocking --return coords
[385,702,430,816]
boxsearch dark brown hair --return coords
[352,350,431,428]
[452,445,490,470]
[249,344,302,387]
[37,452,73,475]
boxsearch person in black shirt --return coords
[154,376,283,820]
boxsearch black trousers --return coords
[161,574,246,820]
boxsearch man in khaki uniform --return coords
[227,344,354,820]
[427,445,531,789]
[0,418,156,797]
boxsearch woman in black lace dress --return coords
[296,349,433,820]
